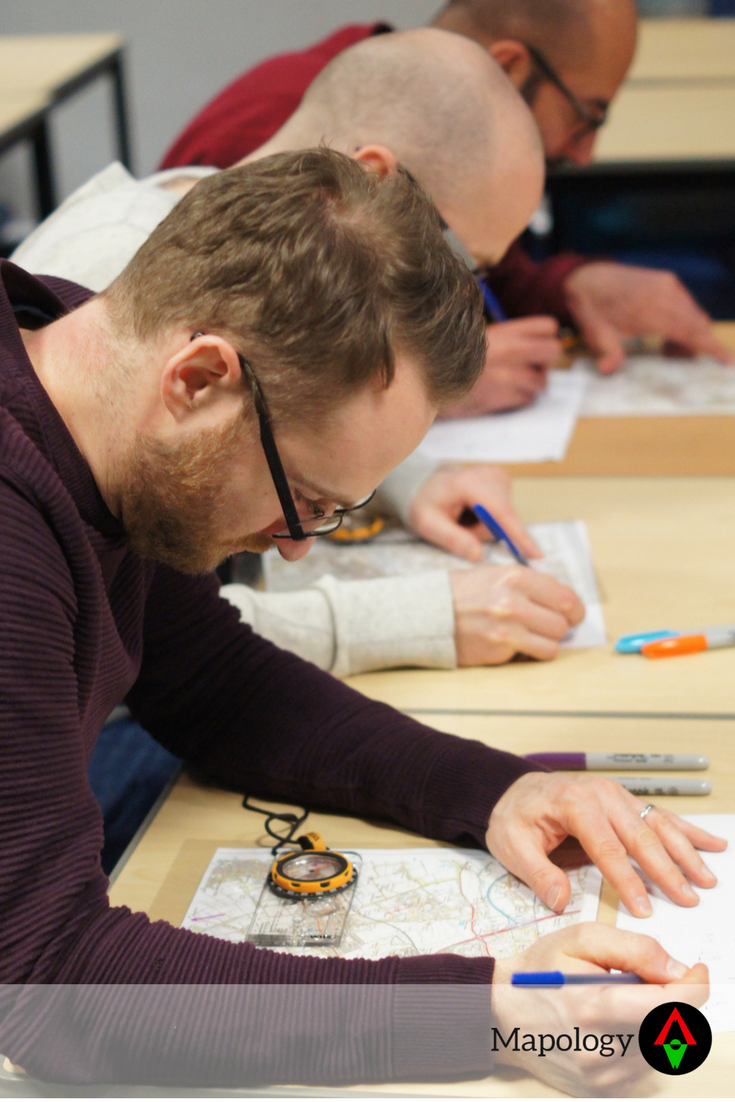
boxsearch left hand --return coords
[486,770,727,917]
[407,465,541,562]
[563,261,734,374]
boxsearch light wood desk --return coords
[109,710,735,1097]
[586,19,735,165]
[349,477,735,716]
[629,18,735,84]
[108,326,735,1094]
[108,468,735,1095]
[505,323,735,478]
[0,33,130,218]
[594,82,735,165]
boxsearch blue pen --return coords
[512,971,643,987]
[473,503,530,566]
[477,276,508,324]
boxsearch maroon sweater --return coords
[0,260,542,1086]
[159,23,589,323]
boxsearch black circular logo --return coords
[638,1002,712,1075]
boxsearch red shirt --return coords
[159,23,589,323]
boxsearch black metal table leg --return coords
[30,116,56,218]
[110,51,132,170]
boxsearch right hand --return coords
[441,316,562,417]
[450,563,584,664]
[491,923,709,1097]
[407,465,540,563]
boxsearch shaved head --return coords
[258,28,544,264]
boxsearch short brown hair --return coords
[104,149,485,423]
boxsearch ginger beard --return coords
[119,413,274,574]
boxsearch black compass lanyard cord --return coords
[242,796,310,855]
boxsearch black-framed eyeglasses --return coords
[524,43,609,136]
[237,353,376,541]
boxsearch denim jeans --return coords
[88,717,181,874]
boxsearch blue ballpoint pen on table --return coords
[512,972,643,987]
[472,503,530,566]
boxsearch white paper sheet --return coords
[616,814,735,1033]
[182,846,602,960]
[264,519,606,649]
[580,354,735,416]
[416,367,588,463]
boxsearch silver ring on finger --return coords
[640,803,656,820]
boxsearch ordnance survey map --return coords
[182,847,602,960]
[580,354,735,416]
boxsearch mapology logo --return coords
[639,1002,712,1075]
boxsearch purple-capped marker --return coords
[525,752,709,771]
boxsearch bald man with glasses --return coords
[162,0,731,412]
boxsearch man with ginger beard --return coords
[0,147,723,1091]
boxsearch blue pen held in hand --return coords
[472,503,530,566]
[478,276,508,323]
[512,971,644,987]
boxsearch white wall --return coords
[0,0,438,223]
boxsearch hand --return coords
[450,564,584,664]
[486,772,727,918]
[407,465,540,562]
[492,923,709,1097]
[441,317,562,416]
[564,261,734,374]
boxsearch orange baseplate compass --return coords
[246,832,359,949]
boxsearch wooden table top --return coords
[348,477,735,717]
[0,91,48,139]
[629,18,735,84]
[593,82,735,164]
[0,33,123,96]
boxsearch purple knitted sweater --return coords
[0,261,540,1087]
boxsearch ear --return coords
[488,39,534,90]
[351,144,399,178]
[160,334,244,423]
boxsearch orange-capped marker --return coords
[642,624,735,659]
[642,635,708,658]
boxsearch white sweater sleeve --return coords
[373,453,441,526]
[220,570,457,678]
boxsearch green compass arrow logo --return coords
[662,1039,688,1070]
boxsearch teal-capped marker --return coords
[615,630,677,654]
[512,971,643,987]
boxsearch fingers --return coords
[515,567,585,625]
[639,807,720,888]
[585,318,626,374]
[660,811,728,854]
[488,772,722,922]
[484,316,561,365]
[419,505,484,561]
[408,466,540,562]
[509,842,572,913]
[439,362,546,416]
[551,923,692,984]
[553,781,719,915]
[691,329,735,365]
[449,565,585,666]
